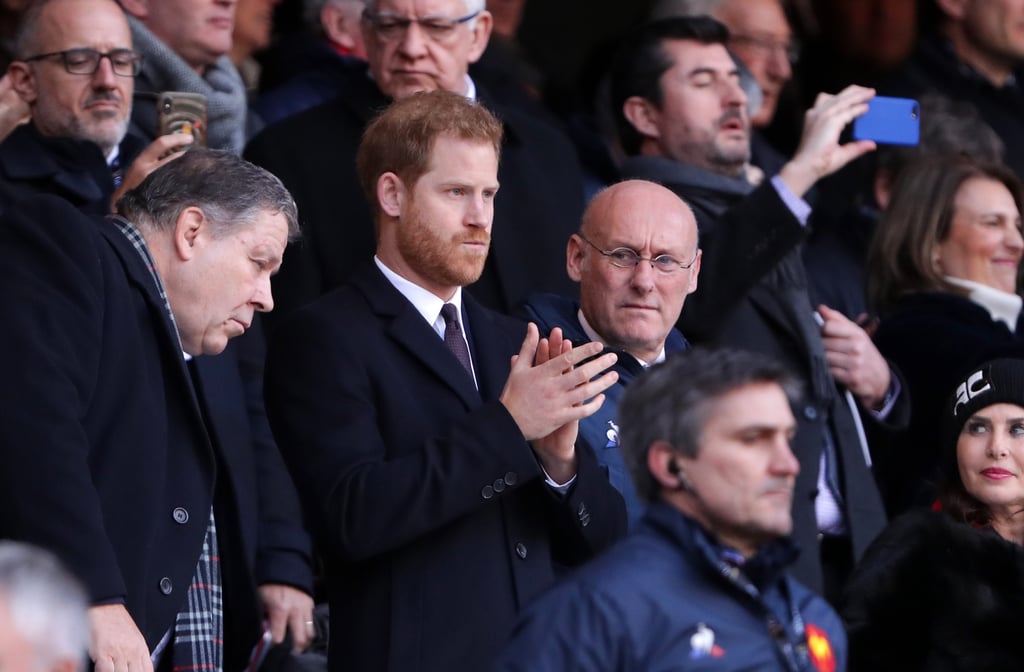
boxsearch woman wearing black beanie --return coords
[842,358,1024,671]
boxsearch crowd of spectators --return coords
[3,0,1024,670]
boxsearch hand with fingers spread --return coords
[110,133,194,211]
[819,304,891,409]
[259,583,316,652]
[779,85,878,198]
[501,324,618,483]
[89,603,153,672]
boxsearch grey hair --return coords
[0,542,89,672]
[649,0,724,20]
[618,347,801,503]
[364,0,484,20]
[116,148,300,241]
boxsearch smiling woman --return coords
[865,156,1024,517]
[842,358,1024,672]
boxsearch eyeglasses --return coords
[729,34,800,65]
[21,48,143,77]
[578,233,698,273]
[362,9,480,43]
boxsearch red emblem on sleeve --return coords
[805,624,835,672]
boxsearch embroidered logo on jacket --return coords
[805,623,835,672]
[605,420,619,448]
[688,623,725,659]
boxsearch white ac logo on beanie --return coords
[953,369,992,416]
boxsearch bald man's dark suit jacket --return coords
[264,262,626,672]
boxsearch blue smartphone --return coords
[852,96,920,146]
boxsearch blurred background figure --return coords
[253,0,366,126]
[879,0,1024,179]
[843,358,1024,672]
[231,0,282,94]
[0,541,89,672]
[867,156,1024,516]
[119,0,254,153]
[797,0,917,88]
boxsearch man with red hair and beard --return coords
[263,89,627,672]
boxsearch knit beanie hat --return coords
[943,358,1024,454]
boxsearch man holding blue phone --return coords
[611,15,910,604]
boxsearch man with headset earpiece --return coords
[495,348,847,672]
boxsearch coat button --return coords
[493,478,506,493]
[159,577,173,595]
[577,502,591,527]
[481,485,494,500]
[803,406,818,421]
[504,472,518,487]
[515,542,528,559]
[172,507,189,524]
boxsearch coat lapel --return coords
[464,297,520,403]
[97,221,206,417]
[353,264,484,408]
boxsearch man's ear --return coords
[118,0,149,19]
[377,172,405,218]
[173,206,206,261]
[566,233,586,282]
[464,10,493,64]
[6,62,37,105]
[322,3,357,49]
[622,96,661,141]
[686,249,701,295]
[647,440,686,490]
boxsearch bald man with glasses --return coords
[522,179,702,525]
[245,0,588,330]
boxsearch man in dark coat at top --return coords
[245,0,588,328]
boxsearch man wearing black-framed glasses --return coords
[1,0,192,215]
[522,179,701,526]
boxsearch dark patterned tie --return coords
[440,303,473,375]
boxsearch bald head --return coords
[569,180,701,363]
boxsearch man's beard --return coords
[396,205,491,290]
[57,91,128,155]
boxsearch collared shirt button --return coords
[481,485,495,500]
[158,577,173,595]
[493,478,506,493]
[515,542,528,559]
[172,507,189,524]
[504,472,518,487]
[803,406,818,421]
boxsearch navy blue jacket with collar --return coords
[494,503,847,671]
[522,293,689,527]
